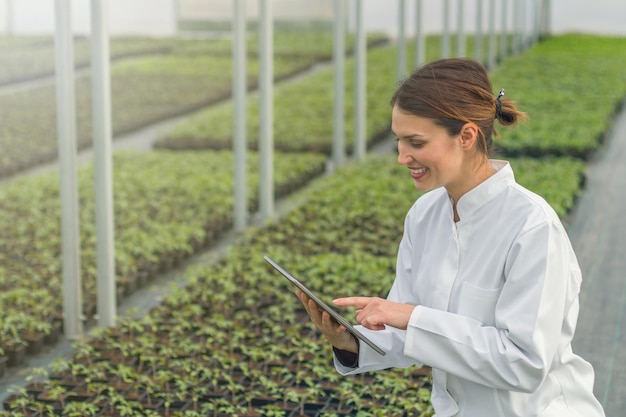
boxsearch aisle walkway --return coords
[568,105,626,417]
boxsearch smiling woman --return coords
[390,57,526,212]
[296,57,607,417]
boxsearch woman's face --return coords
[392,105,470,199]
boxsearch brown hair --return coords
[390,57,527,155]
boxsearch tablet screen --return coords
[264,255,386,356]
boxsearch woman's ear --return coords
[459,123,479,149]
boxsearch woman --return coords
[297,58,605,416]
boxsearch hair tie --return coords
[495,88,505,119]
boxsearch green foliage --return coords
[0,31,381,178]
[491,34,626,158]
[0,150,326,349]
[157,34,456,154]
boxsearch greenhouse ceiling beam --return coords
[353,0,366,161]
[233,0,247,231]
[54,0,83,339]
[259,0,274,219]
[91,0,116,328]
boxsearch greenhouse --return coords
[0,0,625,416]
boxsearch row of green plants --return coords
[0,31,388,178]
[157,34,626,161]
[155,34,495,153]
[0,32,387,87]
[491,34,626,157]
[1,154,586,417]
[0,150,327,372]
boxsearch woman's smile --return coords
[409,167,428,180]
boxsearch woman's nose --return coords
[397,141,411,165]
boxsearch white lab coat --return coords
[334,160,605,417]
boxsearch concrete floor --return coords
[568,106,626,416]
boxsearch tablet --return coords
[264,255,386,356]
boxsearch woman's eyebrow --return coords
[395,133,426,140]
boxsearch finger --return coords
[306,299,327,326]
[353,308,387,331]
[320,311,346,335]
[362,322,386,331]
[296,292,322,321]
[333,296,372,308]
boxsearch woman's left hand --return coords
[333,297,416,330]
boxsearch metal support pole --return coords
[397,0,407,81]
[487,0,497,70]
[172,0,180,35]
[456,0,465,57]
[534,0,542,44]
[54,0,83,339]
[442,0,450,58]
[512,0,522,54]
[332,0,345,170]
[90,0,116,328]
[5,0,13,35]
[475,0,484,63]
[499,0,508,59]
[233,0,247,231]
[540,0,551,38]
[354,0,366,160]
[414,0,425,66]
[519,0,527,50]
[259,0,274,219]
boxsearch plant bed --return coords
[0,150,327,369]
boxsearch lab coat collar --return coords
[454,160,514,221]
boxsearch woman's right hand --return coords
[296,290,359,353]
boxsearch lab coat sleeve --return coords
[334,213,423,375]
[334,325,422,375]
[404,220,578,392]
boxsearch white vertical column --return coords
[55,0,83,339]
[442,0,451,58]
[259,0,274,219]
[456,0,465,57]
[90,0,116,328]
[512,0,522,54]
[533,0,541,45]
[487,0,497,70]
[414,0,425,66]
[353,0,366,160]
[500,0,509,59]
[5,0,13,35]
[332,0,345,169]
[397,0,407,80]
[519,0,527,50]
[540,0,551,38]
[475,0,484,63]
[233,0,247,231]
[172,0,180,35]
